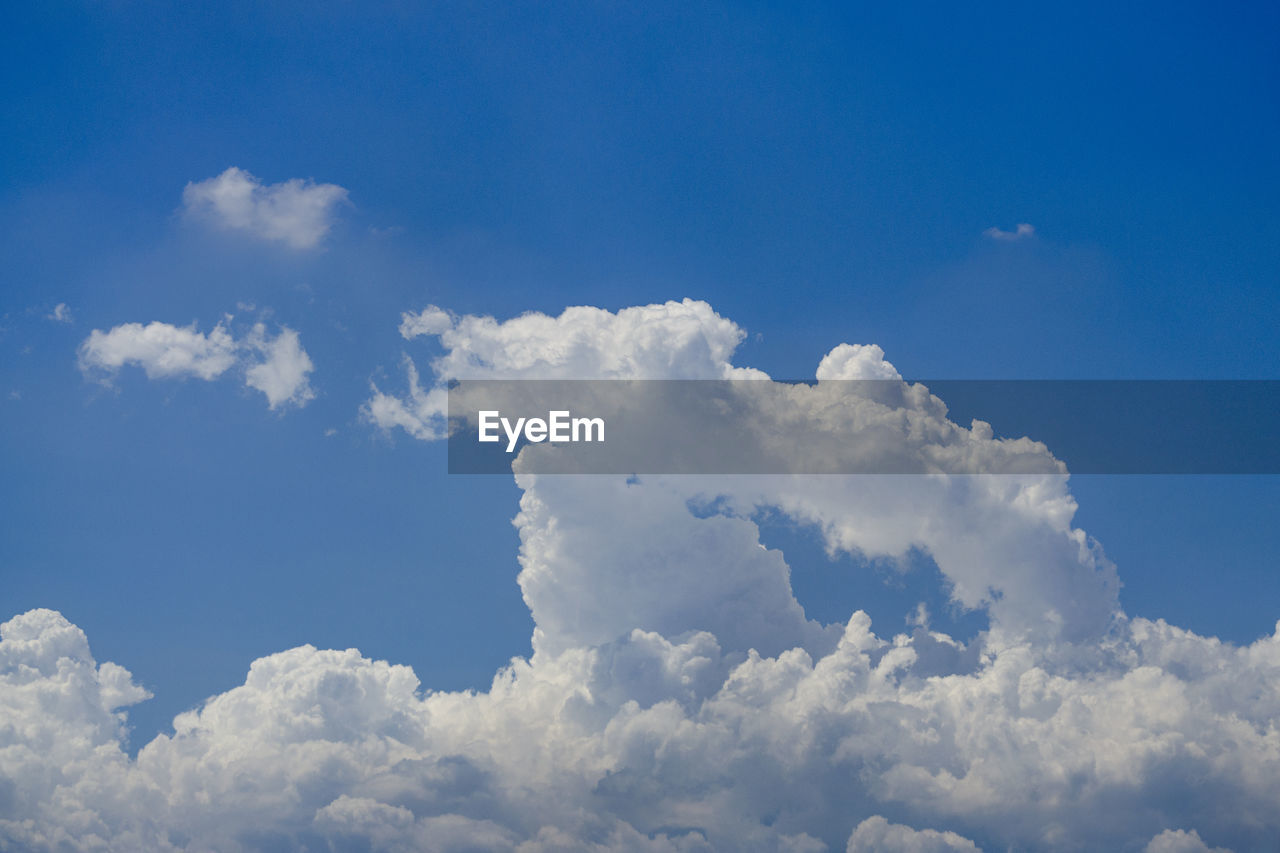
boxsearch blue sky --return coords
[2,2,1279,833]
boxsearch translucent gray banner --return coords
[446,380,1280,474]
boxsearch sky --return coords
[2,3,1279,851]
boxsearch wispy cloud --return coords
[47,303,73,324]
[984,222,1036,241]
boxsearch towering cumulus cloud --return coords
[6,300,1278,851]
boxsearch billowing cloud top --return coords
[182,167,348,249]
[7,300,1275,851]
[367,299,768,440]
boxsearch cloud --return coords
[2,603,1268,851]
[182,167,348,249]
[7,300,1274,850]
[244,324,315,410]
[0,610,154,851]
[79,317,314,410]
[399,305,454,339]
[78,320,239,381]
[372,300,1110,649]
[983,223,1035,241]
[365,298,767,439]
[846,817,979,852]
[393,298,761,380]
[47,303,72,324]
[364,356,449,440]
[1146,829,1231,853]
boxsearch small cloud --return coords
[79,321,238,382]
[47,303,73,324]
[8,390,19,400]
[182,167,348,250]
[906,602,930,629]
[324,428,338,438]
[243,324,315,410]
[78,316,315,411]
[398,305,454,339]
[363,356,448,441]
[984,222,1036,241]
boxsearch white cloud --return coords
[846,817,980,852]
[7,300,1272,850]
[1146,829,1232,853]
[78,320,239,381]
[244,324,315,410]
[393,297,761,380]
[373,300,1111,649]
[365,298,767,439]
[182,167,348,249]
[364,356,449,440]
[814,343,901,380]
[983,223,1035,241]
[2,602,1265,851]
[47,303,73,324]
[79,317,315,411]
[0,609,155,851]
[399,305,454,339]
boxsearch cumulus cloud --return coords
[79,320,239,381]
[365,299,766,438]
[396,298,763,381]
[1146,829,1232,853]
[244,324,315,409]
[0,610,154,851]
[79,317,314,410]
[983,223,1035,241]
[845,817,979,852]
[372,300,1110,649]
[399,305,455,339]
[182,167,348,249]
[6,300,1271,850]
[47,303,73,324]
[3,602,1267,851]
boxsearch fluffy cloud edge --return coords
[1,603,1261,852]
